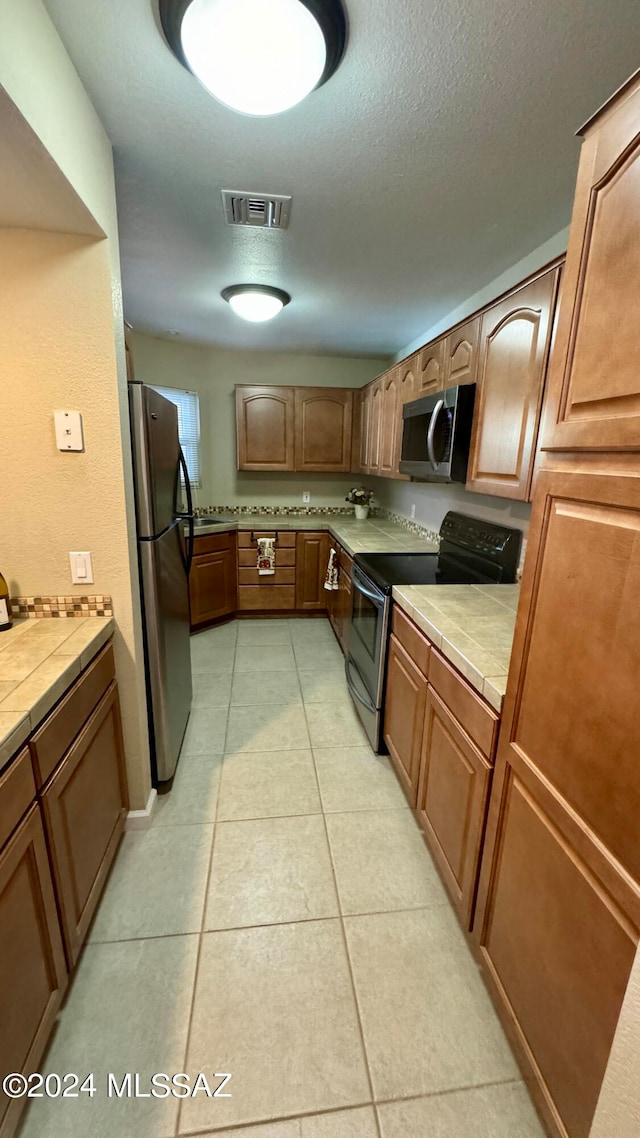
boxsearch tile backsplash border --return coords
[11,595,113,619]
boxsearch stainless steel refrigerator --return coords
[128,382,195,782]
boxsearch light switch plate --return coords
[54,410,84,452]
[69,551,93,585]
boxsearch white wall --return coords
[0,0,151,809]
[131,333,385,509]
[590,951,640,1137]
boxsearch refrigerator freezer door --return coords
[139,520,192,781]
[130,384,180,538]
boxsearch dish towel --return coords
[257,537,276,575]
[324,548,339,591]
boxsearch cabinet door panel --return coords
[379,367,400,478]
[543,79,640,451]
[190,547,237,628]
[466,270,559,500]
[296,532,329,611]
[477,760,638,1138]
[444,316,480,387]
[356,387,371,472]
[366,379,382,475]
[417,690,491,928]
[398,356,417,405]
[236,386,295,470]
[498,468,640,882]
[43,684,128,964]
[383,634,427,806]
[0,806,67,1138]
[294,389,353,472]
[417,338,445,395]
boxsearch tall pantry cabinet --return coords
[475,71,640,1138]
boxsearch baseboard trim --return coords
[125,787,157,830]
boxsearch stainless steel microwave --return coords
[399,384,476,482]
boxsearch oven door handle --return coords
[352,566,385,607]
[345,656,378,714]
[426,398,445,471]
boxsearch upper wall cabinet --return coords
[352,386,371,474]
[542,76,640,453]
[235,385,354,473]
[466,267,560,501]
[294,388,353,472]
[379,366,410,481]
[444,316,480,388]
[417,338,445,395]
[236,386,295,471]
[398,355,418,405]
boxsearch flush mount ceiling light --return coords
[222,284,291,322]
[159,0,347,116]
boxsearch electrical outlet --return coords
[410,504,416,519]
[302,492,311,504]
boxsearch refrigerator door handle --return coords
[176,446,195,577]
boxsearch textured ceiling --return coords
[44,0,640,355]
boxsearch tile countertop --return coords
[190,515,439,557]
[0,617,115,772]
[392,584,520,713]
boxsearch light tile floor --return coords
[19,618,545,1138]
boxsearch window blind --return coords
[150,385,201,488]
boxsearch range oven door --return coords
[348,565,389,709]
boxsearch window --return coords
[150,385,201,488]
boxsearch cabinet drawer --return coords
[238,531,297,547]
[238,548,296,568]
[238,585,296,611]
[0,748,36,851]
[29,642,115,789]
[238,567,296,586]
[428,649,499,760]
[391,605,431,677]
[192,531,235,555]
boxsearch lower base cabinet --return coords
[0,806,67,1138]
[417,688,491,927]
[190,533,237,628]
[383,633,427,806]
[0,638,128,1138]
[42,683,128,965]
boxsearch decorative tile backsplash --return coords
[194,504,441,543]
[10,595,113,619]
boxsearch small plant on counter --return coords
[345,487,374,506]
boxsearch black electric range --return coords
[345,512,522,752]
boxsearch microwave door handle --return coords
[426,398,445,471]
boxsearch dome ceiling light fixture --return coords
[222,284,292,323]
[158,0,347,116]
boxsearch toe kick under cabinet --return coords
[0,639,128,1138]
[384,604,499,929]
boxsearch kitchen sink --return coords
[192,517,228,527]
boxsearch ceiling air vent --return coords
[222,190,292,230]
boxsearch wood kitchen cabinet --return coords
[465,267,560,500]
[378,366,401,478]
[0,804,67,1138]
[366,377,383,475]
[542,74,640,454]
[383,632,427,806]
[42,683,128,965]
[473,73,640,1138]
[417,337,446,395]
[295,532,329,611]
[417,687,492,928]
[189,532,237,629]
[443,316,480,388]
[327,542,352,651]
[352,385,371,474]
[295,388,353,472]
[235,385,295,470]
[237,530,296,612]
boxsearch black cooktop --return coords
[354,552,440,593]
